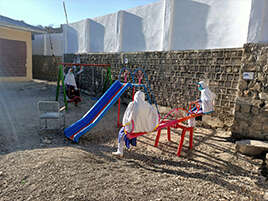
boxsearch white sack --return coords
[123,91,159,133]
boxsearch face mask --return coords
[198,85,204,91]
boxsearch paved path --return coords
[0,81,55,153]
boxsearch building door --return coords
[0,38,26,77]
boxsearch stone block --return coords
[235,111,251,122]
[260,92,268,100]
[239,80,248,90]
[225,58,231,64]
[202,115,224,128]
[249,55,257,62]
[266,153,268,171]
[227,74,233,81]
[263,124,268,132]
[232,120,249,135]
[231,121,242,134]
[250,100,263,108]
[251,106,260,115]
[263,134,268,141]
[250,122,264,131]
[236,140,268,156]
[225,81,231,87]
[240,104,251,113]
[263,111,268,118]
[247,129,263,139]
[232,81,239,88]
[250,82,261,91]
[263,64,268,73]
[235,104,240,112]
[233,67,240,73]
[244,65,257,71]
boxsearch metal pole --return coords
[117,98,121,128]
[63,1,69,24]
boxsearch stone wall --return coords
[231,44,268,139]
[65,48,243,121]
[32,55,62,81]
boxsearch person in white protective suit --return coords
[112,91,159,157]
[188,81,216,127]
[64,68,77,89]
[64,68,81,106]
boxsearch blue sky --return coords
[0,0,159,27]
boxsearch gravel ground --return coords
[0,81,267,201]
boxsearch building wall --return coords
[231,43,268,140]
[0,26,32,81]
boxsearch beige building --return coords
[0,15,45,81]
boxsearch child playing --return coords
[64,68,81,106]
[112,91,159,157]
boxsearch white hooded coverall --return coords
[64,69,77,89]
[188,81,216,127]
[116,91,159,155]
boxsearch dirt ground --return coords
[0,80,268,201]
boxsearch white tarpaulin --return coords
[63,19,90,54]
[62,13,119,53]
[247,0,268,43]
[44,33,64,56]
[119,1,164,52]
[32,34,44,55]
[93,13,119,52]
[169,0,251,50]
[33,0,265,55]
[32,33,64,56]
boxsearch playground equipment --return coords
[117,68,202,157]
[64,67,209,157]
[64,80,132,142]
[64,67,158,143]
[125,102,202,157]
[56,63,112,110]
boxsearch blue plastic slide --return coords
[64,80,131,142]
